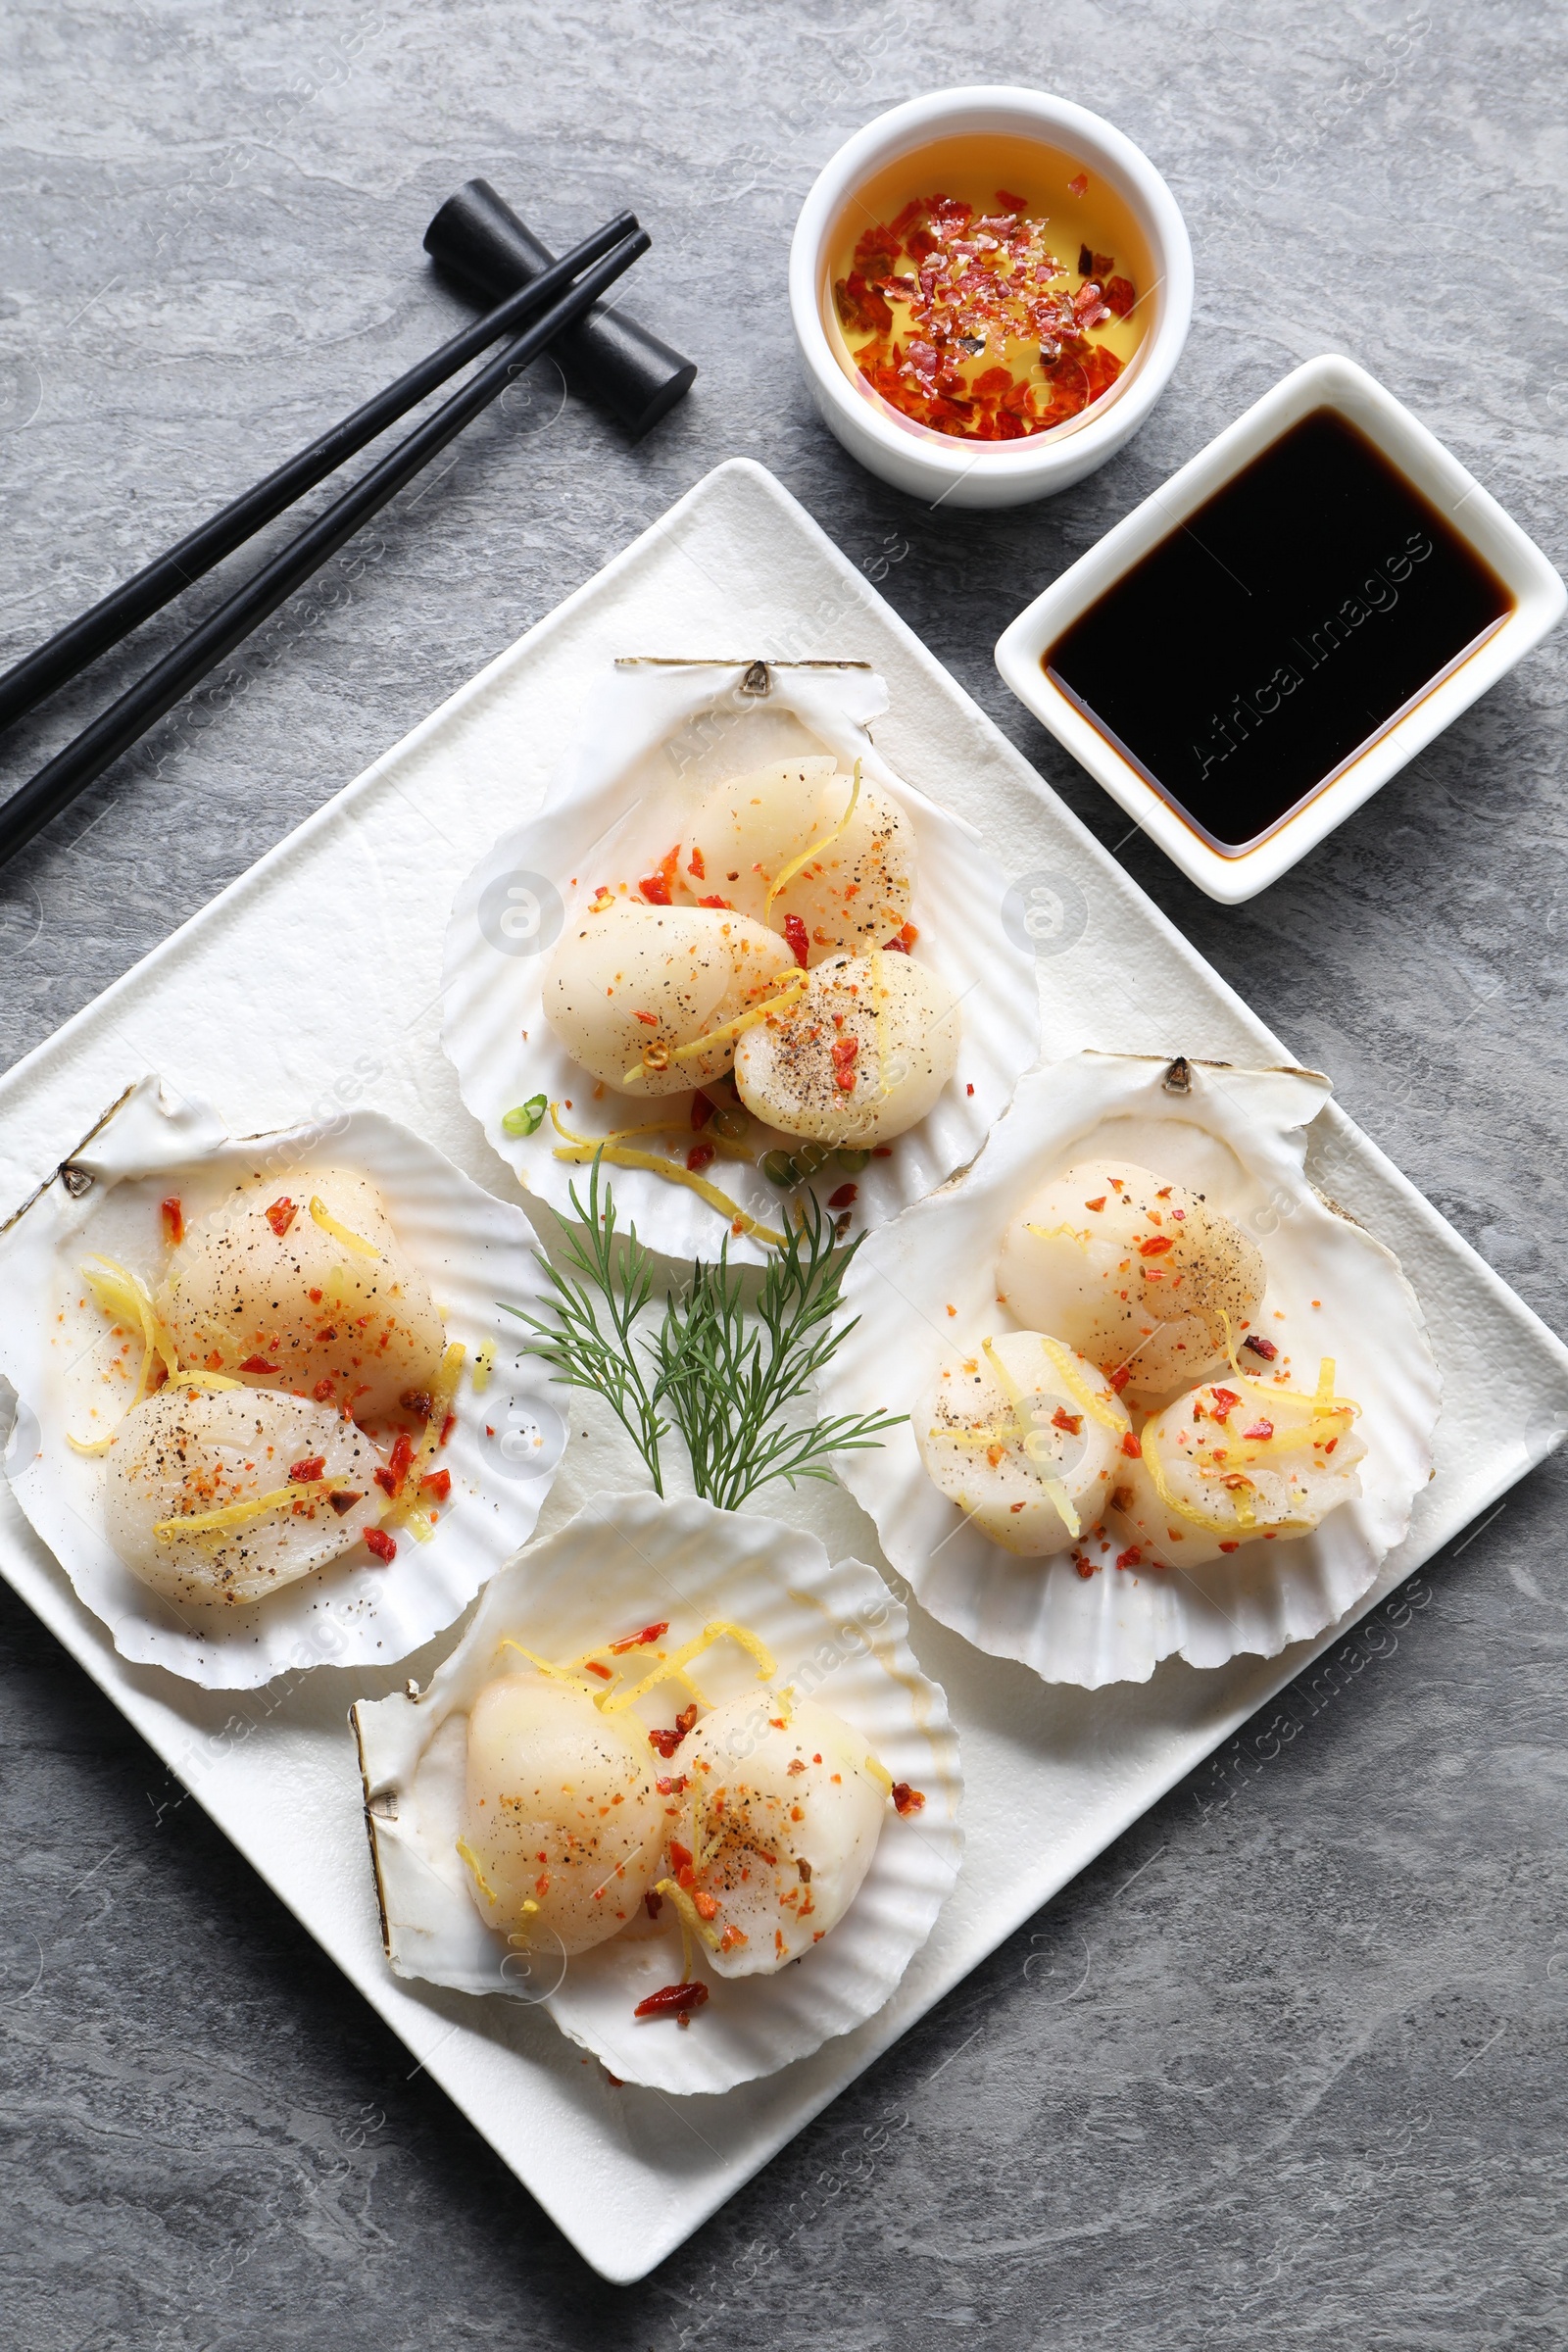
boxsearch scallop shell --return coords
[352,1490,963,2094]
[440,659,1039,1264]
[0,1077,566,1690]
[818,1053,1442,1687]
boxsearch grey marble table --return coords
[3,2,1566,2343]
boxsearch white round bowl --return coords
[788,86,1194,510]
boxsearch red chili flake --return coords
[656,1776,686,1796]
[373,1431,416,1498]
[1067,172,1089,197]
[1242,1419,1274,1442]
[418,1469,452,1502]
[633,1982,710,2023]
[692,1890,719,1922]
[436,1412,456,1448]
[687,846,706,881]
[782,911,810,967]
[649,1702,699,1760]
[313,1377,335,1402]
[265,1197,297,1238]
[1243,1334,1279,1362]
[327,1490,364,1516]
[690,1092,714,1131]
[584,1659,613,1681]
[364,1528,397,1564]
[238,1354,279,1374]
[611,1621,669,1653]
[965,1082,975,1097]
[288,1455,326,1484]
[401,1388,434,1423]
[872,1146,893,1157]
[638,846,681,906]
[1210,1388,1241,1416]
[1120,1432,1142,1458]
[1218,1541,1241,1553]
[1085,1196,1107,1211]
[1137,1235,1174,1258]
[1109,1366,1131,1394]
[697,895,732,908]
[204,1351,224,1372]
[687,1143,716,1174]
[633,1009,660,1027]
[891,1783,925,1817]
[1115,1546,1142,1571]
[1051,1406,1082,1436]
[1104,274,1136,318]
[161,1197,184,1246]
[827,1182,858,1209]
[830,1036,858,1066]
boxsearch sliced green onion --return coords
[835,1148,871,1174]
[503,1095,548,1138]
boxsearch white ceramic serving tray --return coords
[2,459,1565,2283]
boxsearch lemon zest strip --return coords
[762,759,861,921]
[653,1876,721,1952]
[548,1116,785,1247]
[544,1105,753,1161]
[80,1255,179,1410]
[1036,1334,1130,1436]
[153,1476,333,1541]
[456,1836,498,1907]
[617,970,809,1090]
[472,1341,494,1396]
[66,1431,115,1457]
[602,1619,777,1716]
[980,1338,1082,1537]
[863,1753,893,1795]
[309,1196,380,1259]
[495,1638,603,1694]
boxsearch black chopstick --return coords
[0,209,639,740]
[0,227,651,870]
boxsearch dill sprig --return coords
[505,1156,902,1509]
[507,1157,672,1494]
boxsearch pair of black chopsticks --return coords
[0,213,652,869]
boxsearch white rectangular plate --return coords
[2,459,1565,2282]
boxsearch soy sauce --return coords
[1043,409,1514,853]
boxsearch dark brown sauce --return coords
[1043,408,1515,854]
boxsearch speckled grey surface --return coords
[3,2,1567,2344]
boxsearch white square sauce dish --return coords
[994,353,1566,902]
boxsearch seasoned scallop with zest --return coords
[542,899,796,1097]
[997,1157,1265,1408]
[157,1167,446,1424]
[459,1674,669,1956]
[102,1385,383,1606]
[678,757,915,958]
[734,948,959,1144]
[1107,1361,1367,1569]
[914,1330,1131,1555]
[670,1693,888,1975]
